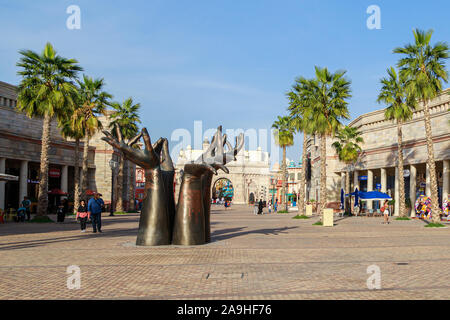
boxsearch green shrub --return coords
[277,210,289,214]
[113,211,128,215]
[313,221,323,226]
[29,216,54,223]
[395,217,411,221]
[425,223,446,228]
[293,215,310,220]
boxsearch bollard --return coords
[323,209,334,227]
[306,205,313,217]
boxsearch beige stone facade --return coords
[0,80,134,211]
[175,139,271,204]
[306,88,450,216]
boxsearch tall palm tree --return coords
[272,116,295,212]
[60,113,85,214]
[302,67,351,218]
[331,126,364,214]
[394,29,449,223]
[16,42,82,216]
[287,77,315,216]
[73,75,112,196]
[377,67,417,217]
[109,98,141,211]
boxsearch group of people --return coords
[76,193,105,233]
[15,196,32,222]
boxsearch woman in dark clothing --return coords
[258,199,264,215]
[76,200,90,232]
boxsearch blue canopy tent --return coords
[358,191,392,201]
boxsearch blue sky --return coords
[0,0,449,163]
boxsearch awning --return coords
[0,173,18,182]
[48,189,68,195]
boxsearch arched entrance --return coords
[249,192,255,204]
[212,178,234,202]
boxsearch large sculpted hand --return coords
[102,125,163,169]
[101,124,170,246]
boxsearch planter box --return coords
[306,205,313,217]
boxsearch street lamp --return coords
[109,159,119,216]
[246,178,252,205]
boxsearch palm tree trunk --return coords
[81,135,90,195]
[128,161,135,211]
[73,138,80,214]
[423,100,440,223]
[298,134,308,215]
[319,134,327,219]
[116,155,124,212]
[36,113,51,217]
[397,122,406,217]
[282,146,288,212]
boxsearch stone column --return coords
[410,164,417,217]
[19,160,28,206]
[353,170,359,191]
[367,169,374,210]
[394,167,399,216]
[0,158,5,210]
[443,160,449,204]
[426,163,431,197]
[61,165,68,194]
[341,172,346,191]
[381,168,387,193]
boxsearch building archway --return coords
[212,178,234,202]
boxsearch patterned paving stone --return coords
[0,206,449,299]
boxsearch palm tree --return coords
[60,114,85,214]
[16,42,82,216]
[287,77,315,216]
[302,67,351,218]
[73,75,112,197]
[394,29,449,223]
[109,98,141,211]
[272,116,295,212]
[331,126,364,214]
[377,67,417,217]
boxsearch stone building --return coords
[306,88,450,216]
[175,138,271,204]
[269,159,303,205]
[0,80,135,212]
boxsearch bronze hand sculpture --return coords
[196,127,244,243]
[102,124,242,246]
[172,126,244,245]
[102,125,171,246]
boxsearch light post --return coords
[109,159,119,216]
[246,178,252,205]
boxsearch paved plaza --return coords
[1,205,450,300]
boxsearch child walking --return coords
[76,200,90,232]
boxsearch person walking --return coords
[21,196,31,221]
[88,193,105,233]
[76,200,90,233]
[381,200,390,224]
[258,199,264,215]
[274,199,278,213]
[56,201,66,223]
[268,202,272,214]
[253,200,258,215]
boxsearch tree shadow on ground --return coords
[211,226,298,241]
